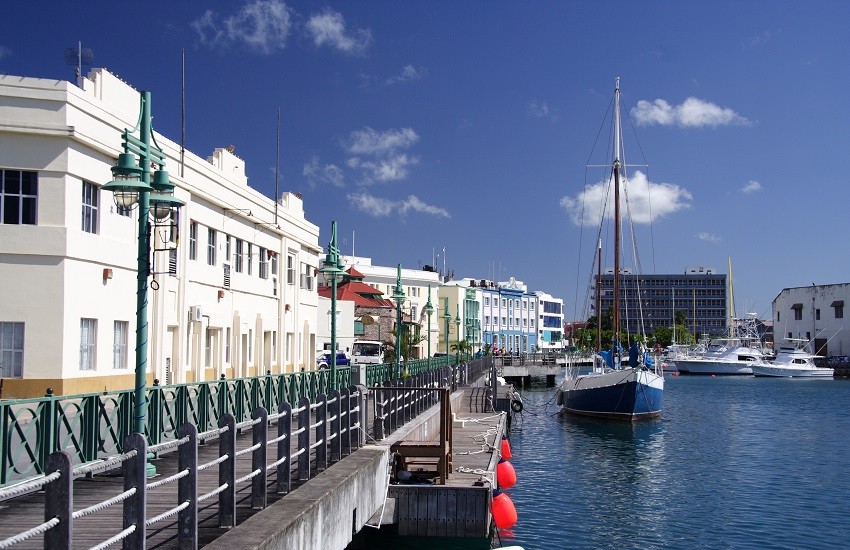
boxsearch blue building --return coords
[478,277,537,353]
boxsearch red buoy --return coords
[496,458,517,489]
[491,489,518,529]
[500,436,512,460]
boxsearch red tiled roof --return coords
[346,266,365,278]
[317,280,393,307]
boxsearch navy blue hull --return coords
[564,379,663,419]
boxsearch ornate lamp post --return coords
[102,91,184,443]
[320,221,344,384]
[423,287,435,367]
[455,305,462,365]
[391,264,406,379]
[443,298,451,359]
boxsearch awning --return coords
[831,300,844,308]
[791,303,803,310]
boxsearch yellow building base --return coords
[0,373,146,400]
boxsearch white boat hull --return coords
[751,364,834,378]
[674,359,754,375]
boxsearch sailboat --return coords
[556,78,664,420]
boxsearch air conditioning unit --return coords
[189,306,203,322]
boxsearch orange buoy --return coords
[496,458,517,489]
[500,436,512,460]
[491,489,518,529]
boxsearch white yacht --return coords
[751,339,834,378]
[675,316,768,375]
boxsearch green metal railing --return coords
[0,356,467,487]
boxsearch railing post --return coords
[38,388,57,472]
[373,385,385,440]
[0,402,7,485]
[264,371,274,412]
[355,386,366,449]
[148,380,163,449]
[44,451,72,550]
[328,390,341,463]
[218,413,236,529]
[216,375,228,425]
[175,384,188,430]
[251,407,268,510]
[178,422,197,549]
[315,395,327,471]
[123,432,147,550]
[340,387,351,458]
[80,395,99,463]
[276,401,292,495]
[297,396,310,481]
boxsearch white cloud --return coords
[192,0,292,54]
[306,10,371,55]
[386,65,422,85]
[348,192,450,218]
[746,31,771,48]
[560,170,692,227]
[631,97,750,128]
[353,154,420,183]
[698,232,721,243]
[345,127,419,156]
[740,180,762,193]
[0,46,11,60]
[528,99,550,118]
[303,155,344,188]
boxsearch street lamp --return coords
[423,287,435,367]
[443,298,451,360]
[391,264,406,379]
[455,305,462,365]
[320,221,344,384]
[102,91,184,445]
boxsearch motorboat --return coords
[675,315,769,375]
[751,339,834,378]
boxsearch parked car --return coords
[317,352,351,369]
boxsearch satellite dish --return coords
[361,315,374,326]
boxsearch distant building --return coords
[595,266,728,338]
[535,291,564,350]
[478,277,537,353]
[773,283,850,357]
[317,267,395,351]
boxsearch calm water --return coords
[355,375,850,549]
[500,375,850,549]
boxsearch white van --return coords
[352,340,384,365]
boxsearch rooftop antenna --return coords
[64,41,94,88]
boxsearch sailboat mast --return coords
[612,77,622,354]
[596,239,602,356]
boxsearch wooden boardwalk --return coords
[0,378,509,548]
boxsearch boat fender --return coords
[511,399,523,413]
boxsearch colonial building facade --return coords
[0,69,323,398]
[773,283,850,358]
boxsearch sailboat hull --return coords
[559,368,664,420]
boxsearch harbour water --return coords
[356,374,850,549]
[500,374,850,549]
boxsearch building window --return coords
[259,248,269,279]
[287,254,295,285]
[117,204,132,217]
[271,252,278,276]
[776,311,780,322]
[833,301,845,319]
[205,328,213,368]
[189,222,198,260]
[792,305,803,321]
[225,235,231,263]
[816,309,821,321]
[1,169,38,225]
[235,239,243,272]
[80,318,97,371]
[247,243,253,275]
[0,322,24,378]
[81,181,98,233]
[113,321,128,369]
[207,228,217,266]
[484,297,489,306]
[300,263,313,290]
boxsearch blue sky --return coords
[2,1,849,322]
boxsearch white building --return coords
[0,69,324,398]
[773,283,850,358]
[535,290,565,350]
